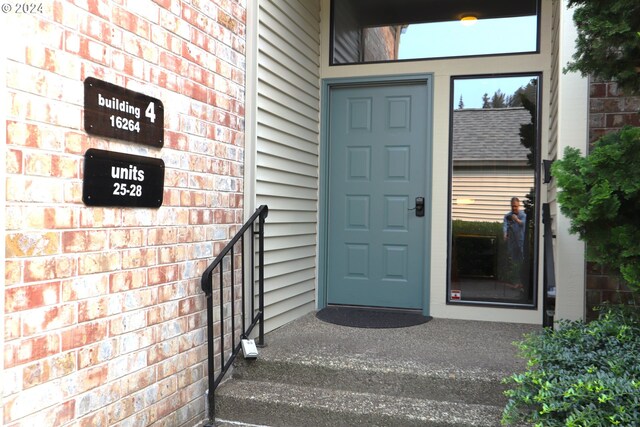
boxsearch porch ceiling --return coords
[349,0,538,27]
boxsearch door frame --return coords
[318,74,434,316]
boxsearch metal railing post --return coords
[200,205,268,425]
[542,203,556,327]
[206,293,215,424]
[257,209,266,346]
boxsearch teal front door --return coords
[326,81,430,309]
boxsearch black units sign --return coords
[84,77,164,147]
[83,149,165,208]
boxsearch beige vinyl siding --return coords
[332,0,360,63]
[548,0,562,235]
[256,0,321,332]
[452,169,534,223]
[549,0,561,164]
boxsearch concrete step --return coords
[230,354,509,407]
[210,314,535,426]
[215,379,504,427]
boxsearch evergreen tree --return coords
[509,79,538,107]
[458,95,464,109]
[481,93,491,108]
[491,90,506,108]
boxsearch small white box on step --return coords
[241,339,258,359]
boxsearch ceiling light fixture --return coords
[460,15,478,26]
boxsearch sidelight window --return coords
[447,74,541,307]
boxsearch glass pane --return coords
[331,0,539,65]
[398,16,537,60]
[449,75,539,305]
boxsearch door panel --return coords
[327,82,429,309]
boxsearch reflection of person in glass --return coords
[503,197,526,290]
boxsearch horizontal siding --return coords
[256,0,321,333]
[452,171,535,222]
[548,0,561,238]
[548,0,561,161]
[332,0,360,64]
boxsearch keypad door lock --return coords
[409,197,425,217]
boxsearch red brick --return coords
[147,265,178,285]
[53,0,81,28]
[77,338,117,369]
[6,149,23,173]
[5,260,22,286]
[218,8,237,32]
[23,304,77,335]
[110,269,147,293]
[24,256,76,282]
[62,230,108,252]
[155,392,181,419]
[4,399,76,427]
[178,295,204,317]
[113,6,150,38]
[109,228,145,249]
[61,321,108,351]
[5,314,21,340]
[78,251,121,275]
[147,228,178,246]
[78,295,122,322]
[79,207,120,228]
[5,282,60,313]
[119,327,157,354]
[7,121,41,147]
[158,51,184,74]
[153,0,174,9]
[123,366,156,394]
[5,231,60,257]
[22,351,76,388]
[65,31,110,66]
[79,14,114,44]
[75,410,108,427]
[77,364,110,394]
[590,82,606,98]
[121,248,157,269]
[110,311,147,335]
[147,336,180,364]
[5,334,60,368]
[62,275,109,301]
[84,0,112,20]
[181,3,207,32]
[122,288,156,312]
[107,395,138,424]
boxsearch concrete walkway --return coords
[214,312,541,426]
[260,312,540,377]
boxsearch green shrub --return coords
[502,306,640,426]
[551,126,640,292]
[565,0,640,95]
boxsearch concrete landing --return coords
[214,312,540,426]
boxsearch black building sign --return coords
[82,149,165,208]
[84,77,164,148]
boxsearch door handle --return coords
[408,197,425,217]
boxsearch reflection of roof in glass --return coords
[452,108,533,161]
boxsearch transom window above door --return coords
[330,0,540,65]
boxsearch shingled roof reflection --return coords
[452,108,533,162]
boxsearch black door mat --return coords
[316,306,432,329]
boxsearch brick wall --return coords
[363,26,400,62]
[586,79,640,320]
[3,0,246,425]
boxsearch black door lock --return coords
[409,197,425,217]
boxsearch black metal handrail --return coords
[542,203,556,327]
[201,205,268,424]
